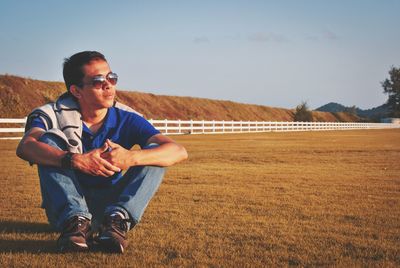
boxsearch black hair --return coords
[62,51,107,91]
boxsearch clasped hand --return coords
[73,139,133,177]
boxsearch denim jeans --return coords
[37,133,165,231]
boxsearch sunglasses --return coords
[82,72,118,89]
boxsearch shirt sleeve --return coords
[127,113,160,148]
[28,116,46,130]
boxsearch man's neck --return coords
[81,107,108,131]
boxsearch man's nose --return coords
[102,79,113,90]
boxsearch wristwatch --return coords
[61,152,75,169]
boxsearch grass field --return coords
[0,129,399,267]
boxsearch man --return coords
[16,51,188,253]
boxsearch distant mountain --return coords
[316,102,390,120]
[316,103,347,113]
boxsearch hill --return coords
[316,102,390,121]
[0,74,358,122]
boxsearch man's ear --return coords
[69,85,81,99]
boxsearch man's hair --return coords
[63,51,107,91]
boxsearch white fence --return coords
[0,118,399,140]
[0,118,27,140]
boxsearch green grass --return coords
[0,130,399,267]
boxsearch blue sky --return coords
[1,0,399,109]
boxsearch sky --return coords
[1,0,399,110]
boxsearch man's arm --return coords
[16,127,120,177]
[101,134,188,170]
[16,127,67,167]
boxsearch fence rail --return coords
[0,118,399,140]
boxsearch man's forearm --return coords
[130,143,188,167]
[16,138,66,167]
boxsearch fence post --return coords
[190,119,193,134]
[222,120,225,133]
[164,119,168,134]
[178,119,181,134]
[212,120,215,132]
[202,120,205,134]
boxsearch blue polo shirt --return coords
[30,107,160,187]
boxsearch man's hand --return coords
[100,139,134,170]
[73,143,121,177]
[100,135,188,170]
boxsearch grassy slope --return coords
[0,130,399,266]
[0,74,359,121]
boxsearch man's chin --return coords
[105,98,115,107]
[94,100,114,109]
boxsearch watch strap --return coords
[61,152,75,169]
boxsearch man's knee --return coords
[125,165,166,180]
[142,165,166,177]
[39,133,67,151]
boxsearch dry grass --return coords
[0,74,358,122]
[1,129,399,267]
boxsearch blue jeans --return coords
[37,133,165,231]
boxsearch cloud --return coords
[305,34,319,41]
[193,36,210,44]
[304,30,339,42]
[224,33,241,41]
[322,30,339,40]
[248,32,289,43]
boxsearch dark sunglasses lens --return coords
[92,76,105,88]
[107,73,118,85]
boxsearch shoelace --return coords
[63,216,90,237]
[106,215,130,234]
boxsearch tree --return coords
[344,105,357,116]
[381,66,400,117]
[294,101,313,122]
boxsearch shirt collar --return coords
[103,107,118,130]
[82,107,117,135]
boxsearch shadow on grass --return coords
[0,220,58,253]
[0,239,57,253]
[0,220,54,233]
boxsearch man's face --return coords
[76,59,116,109]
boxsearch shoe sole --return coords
[97,237,125,254]
[58,240,89,253]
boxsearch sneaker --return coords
[57,216,91,252]
[97,212,130,253]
